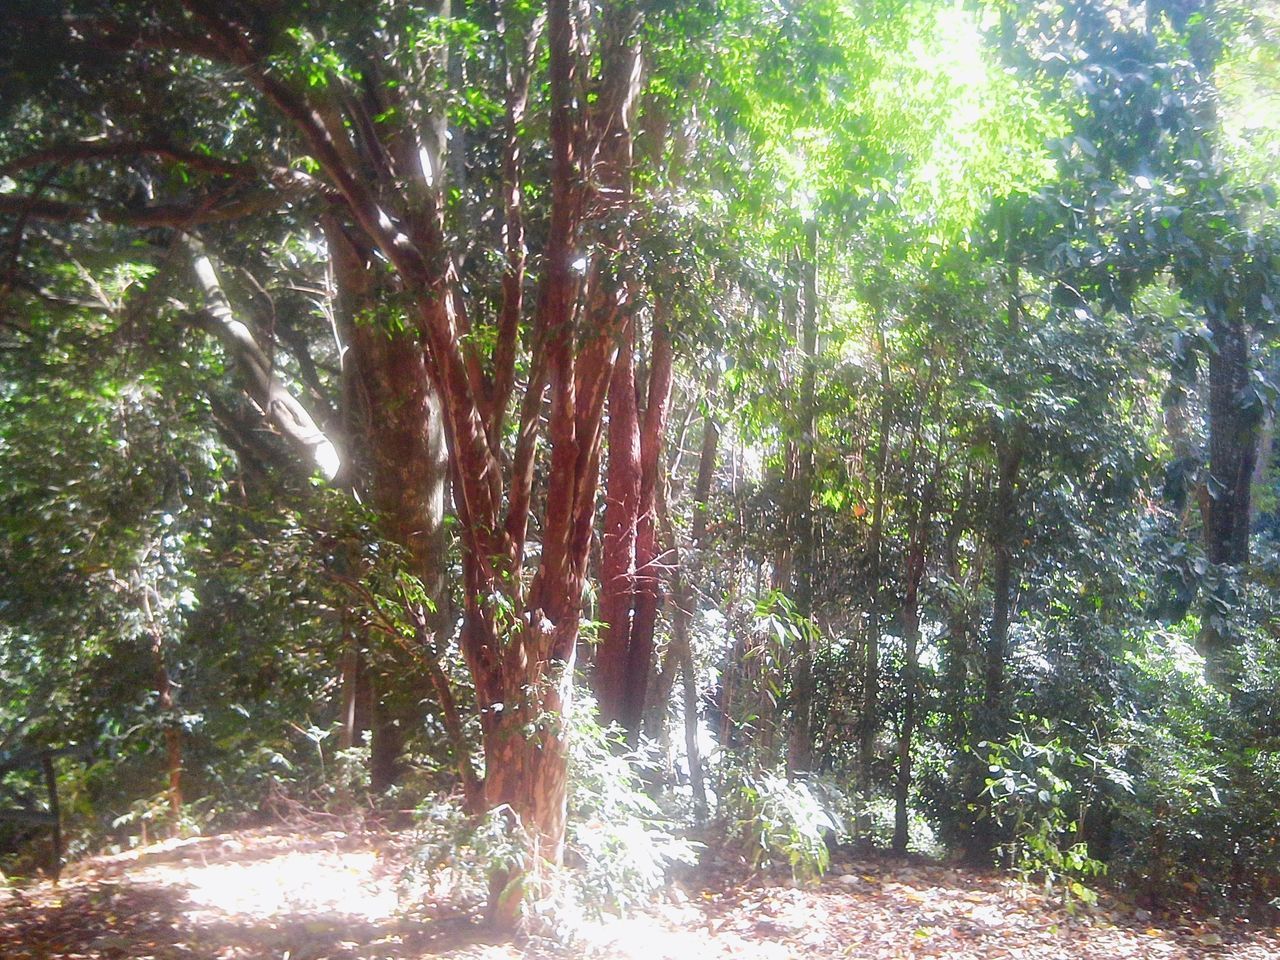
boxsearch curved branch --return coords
[184,234,341,480]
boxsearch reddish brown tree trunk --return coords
[327,218,454,794]
[625,318,675,733]
[598,313,675,734]
[466,1,643,928]
[598,326,642,727]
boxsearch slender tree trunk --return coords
[598,325,642,727]
[858,316,891,831]
[965,273,1027,862]
[1250,402,1273,505]
[788,219,819,777]
[142,588,182,825]
[894,480,936,853]
[984,265,1024,734]
[338,631,360,752]
[647,372,720,735]
[625,316,675,734]
[337,632,374,755]
[984,434,1022,724]
[656,472,708,819]
[940,484,974,751]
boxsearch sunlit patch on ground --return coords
[131,849,399,924]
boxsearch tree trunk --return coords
[1179,0,1251,692]
[142,588,182,825]
[788,219,819,777]
[1199,308,1256,688]
[894,480,936,853]
[598,326,642,727]
[184,236,340,481]
[858,315,891,831]
[984,267,1024,737]
[468,0,643,927]
[625,316,675,735]
[655,470,708,820]
[647,370,719,737]
[479,624,577,925]
[327,218,452,794]
[337,624,363,751]
[984,433,1022,725]
[5,0,652,932]
[210,0,640,928]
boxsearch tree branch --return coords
[183,234,341,480]
[3,140,240,178]
[0,186,290,229]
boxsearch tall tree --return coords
[1,0,654,923]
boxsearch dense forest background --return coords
[1,0,1278,931]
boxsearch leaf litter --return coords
[0,829,1276,959]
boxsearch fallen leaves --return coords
[1,830,1278,960]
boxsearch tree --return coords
[2,0,660,923]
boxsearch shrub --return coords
[564,704,698,913]
[404,696,696,922]
[720,763,841,882]
[1111,629,1280,909]
[981,720,1120,910]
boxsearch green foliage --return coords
[981,721,1122,911]
[564,703,698,913]
[720,764,841,883]
[1,0,1278,924]
[1111,625,1280,907]
[403,797,528,910]
[405,702,695,917]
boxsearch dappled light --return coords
[5,830,1280,958]
[2,0,1280,954]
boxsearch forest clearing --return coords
[2,0,1280,955]
[4,826,1279,959]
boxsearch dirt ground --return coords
[1,828,1277,959]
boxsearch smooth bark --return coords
[184,236,340,480]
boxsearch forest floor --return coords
[1,826,1277,960]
